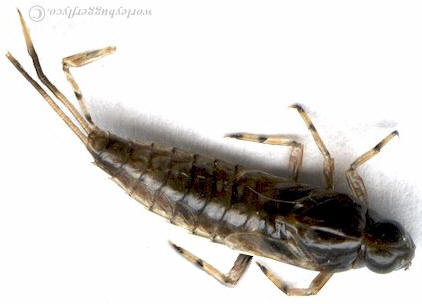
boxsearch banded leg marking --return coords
[169,241,252,286]
[256,262,333,296]
[290,104,334,190]
[62,47,116,124]
[346,130,399,206]
[225,133,303,182]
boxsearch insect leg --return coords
[290,104,334,190]
[225,133,303,182]
[16,9,92,133]
[346,131,398,206]
[169,241,252,286]
[256,262,333,296]
[62,47,116,125]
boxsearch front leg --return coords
[256,262,333,296]
[346,130,398,207]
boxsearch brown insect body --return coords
[7,10,414,295]
[88,129,365,273]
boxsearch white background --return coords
[1,1,421,304]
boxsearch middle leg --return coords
[256,262,333,296]
[290,104,335,190]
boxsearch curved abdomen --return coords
[88,133,297,241]
[88,132,365,272]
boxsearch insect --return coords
[7,10,415,296]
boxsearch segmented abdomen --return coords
[88,131,304,241]
[87,130,365,271]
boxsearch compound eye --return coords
[374,221,404,245]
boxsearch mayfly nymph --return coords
[6,10,415,296]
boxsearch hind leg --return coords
[62,47,116,124]
[169,241,252,286]
[225,133,303,182]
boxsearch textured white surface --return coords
[1,1,421,304]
